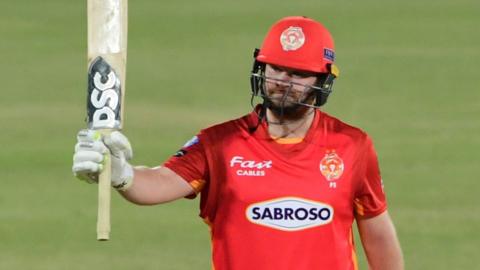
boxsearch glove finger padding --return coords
[74,140,108,155]
[73,150,104,163]
[77,129,102,142]
[73,129,108,184]
[75,172,98,184]
[72,161,102,183]
[73,160,103,174]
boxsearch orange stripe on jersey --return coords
[350,228,359,270]
[354,198,365,216]
[190,179,206,194]
[272,137,303,144]
[203,217,215,270]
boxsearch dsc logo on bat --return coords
[87,57,121,129]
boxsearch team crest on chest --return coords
[319,150,344,181]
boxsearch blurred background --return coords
[1,0,479,269]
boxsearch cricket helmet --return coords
[257,16,337,74]
[250,16,339,108]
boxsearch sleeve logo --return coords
[173,136,199,157]
[183,136,199,148]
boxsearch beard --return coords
[263,92,315,122]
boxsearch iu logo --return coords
[280,26,305,51]
[319,150,344,181]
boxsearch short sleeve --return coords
[354,136,387,218]
[163,135,208,197]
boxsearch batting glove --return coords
[72,129,134,190]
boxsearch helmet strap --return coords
[250,48,264,96]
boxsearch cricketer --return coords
[73,16,404,270]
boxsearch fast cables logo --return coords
[230,156,272,177]
[246,197,334,231]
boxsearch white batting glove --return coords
[72,129,134,190]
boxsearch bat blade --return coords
[87,0,128,241]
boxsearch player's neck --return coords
[266,108,315,139]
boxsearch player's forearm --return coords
[364,235,403,270]
[358,212,404,270]
[118,166,194,205]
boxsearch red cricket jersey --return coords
[164,109,387,270]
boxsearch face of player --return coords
[263,64,318,119]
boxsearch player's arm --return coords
[356,211,404,270]
[119,166,194,205]
[73,130,195,204]
[353,136,404,269]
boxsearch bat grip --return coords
[97,150,111,241]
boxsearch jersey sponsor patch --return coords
[230,155,272,177]
[320,150,344,181]
[246,197,334,231]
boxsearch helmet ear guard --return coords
[314,63,339,107]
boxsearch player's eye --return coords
[269,64,315,79]
[292,69,318,78]
[291,71,311,78]
[270,65,283,72]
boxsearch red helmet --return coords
[256,16,338,75]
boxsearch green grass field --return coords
[1,0,479,269]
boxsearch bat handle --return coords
[97,150,111,241]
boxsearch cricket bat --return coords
[86,0,128,241]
